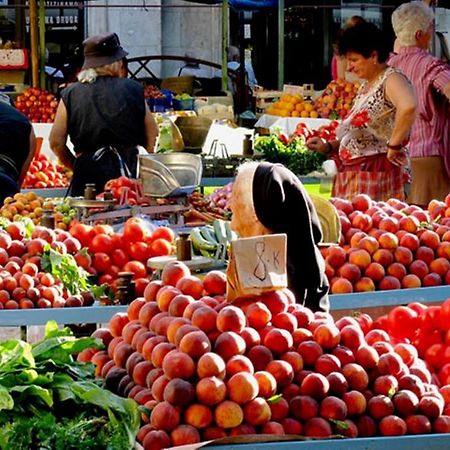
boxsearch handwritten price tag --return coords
[226,234,287,302]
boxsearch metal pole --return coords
[39,0,46,89]
[29,0,39,87]
[222,0,229,92]
[278,0,284,89]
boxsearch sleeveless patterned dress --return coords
[332,67,407,201]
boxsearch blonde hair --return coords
[77,60,124,84]
[392,1,434,47]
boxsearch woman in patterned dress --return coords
[307,22,417,201]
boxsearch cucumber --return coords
[213,219,228,244]
[190,228,218,252]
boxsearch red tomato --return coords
[123,218,146,243]
[388,306,418,339]
[407,302,428,315]
[92,252,111,273]
[111,233,124,250]
[372,314,389,332]
[70,223,95,247]
[123,261,147,279]
[425,343,445,370]
[106,265,120,279]
[89,234,114,255]
[152,227,175,244]
[149,238,172,257]
[111,249,129,267]
[129,242,151,262]
[439,298,450,331]
[419,306,441,332]
[98,274,114,285]
[93,224,114,236]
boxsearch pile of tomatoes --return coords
[22,154,70,189]
[101,176,149,206]
[293,120,339,142]
[15,87,59,123]
[69,218,175,288]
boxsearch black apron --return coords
[68,146,139,197]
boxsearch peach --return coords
[394,246,413,266]
[214,331,246,361]
[352,194,372,212]
[266,359,294,387]
[226,355,254,377]
[151,342,176,368]
[176,275,204,299]
[281,418,302,434]
[166,317,190,344]
[247,345,274,371]
[142,430,171,450]
[245,302,272,329]
[430,257,450,276]
[127,298,146,321]
[352,212,373,232]
[161,261,190,286]
[315,354,341,376]
[338,263,361,282]
[168,294,195,317]
[156,286,181,312]
[437,241,450,259]
[326,246,346,268]
[269,397,289,421]
[216,305,246,333]
[173,324,197,347]
[313,323,340,349]
[227,372,259,404]
[113,342,134,368]
[379,217,399,233]
[162,350,195,380]
[272,312,297,333]
[320,396,347,420]
[150,401,180,431]
[196,376,227,406]
[379,415,407,436]
[292,328,313,346]
[419,230,440,249]
[297,340,323,366]
[191,306,217,333]
[182,300,205,319]
[418,395,444,419]
[229,424,257,436]
[214,400,244,429]
[202,270,226,295]
[338,325,364,351]
[405,414,432,434]
[143,280,163,302]
[357,236,379,254]
[138,301,160,328]
[170,425,200,446]
[433,415,450,433]
[254,370,277,398]
[108,312,129,338]
[392,389,419,416]
[264,328,293,354]
[241,327,261,348]
[282,383,300,401]
[379,275,401,290]
[303,417,332,437]
[372,248,394,267]
[342,363,369,391]
[373,374,398,396]
[197,352,226,379]
[132,360,154,387]
[402,274,421,288]
[349,249,371,270]
[423,272,442,286]
[378,232,398,250]
[202,427,228,440]
[327,372,348,397]
[242,397,271,426]
[151,375,170,401]
[387,262,407,280]
[289,395,319,421]
[332,345,356,366]
[354,277,376,292]
[141,335,166,361]
[416,246,435,265]
[179,330,211,359]
[331,277,353,294]
[184,403,213,429]
[261,290,289,315]
[355,415,376,437]
[163,378,195,407]
[356,345,380,370]
[368,395,395,420]
[343,390,367,416]
[280,351,303,373]
[378,352,403,376]
[133,388,153,405]
[300,373,330,399]
[399,216,420,233]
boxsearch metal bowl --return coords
[139,153,203,197]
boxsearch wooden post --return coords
[221,0,229,93]
[278,0,285,89]
[39,0,46,89]
[29,0,39,87]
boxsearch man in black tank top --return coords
[0,100,37,202]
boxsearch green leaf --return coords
[267,394,283,404]
[329,418,349,430]
[0,340,35,372]
[10,385,53,408]
[388,386,397,398]
[0,385,14,411]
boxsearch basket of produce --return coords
[173,93,195,111]
[139,152,202,197]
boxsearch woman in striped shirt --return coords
[390,1,450,207]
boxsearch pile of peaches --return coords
[326,194,450,294]
[79,261,450,449]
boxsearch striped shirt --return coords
[389,47,450,169]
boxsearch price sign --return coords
[226,234,287,302]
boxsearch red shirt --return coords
[389,47,450,174]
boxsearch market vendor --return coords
[390,1,450,206]
[0,99,36,202]
[307,22,417,201]
[230,161,329,312]
[49,32,159,196]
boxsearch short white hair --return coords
[77,60,123,84]
[392,1,434,47]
